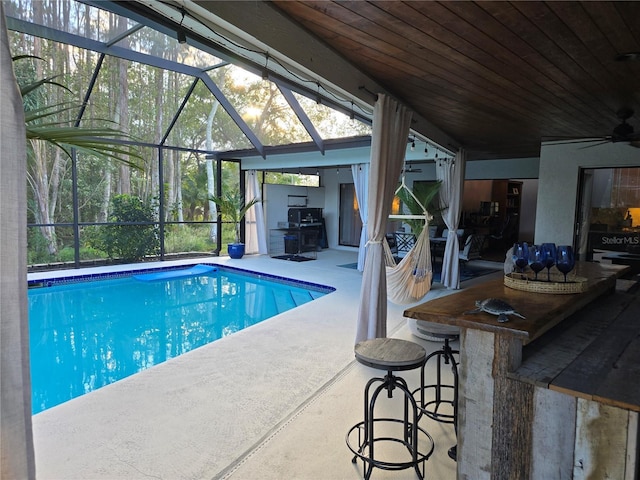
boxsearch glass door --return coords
[576,167,640,262]
[339,183,362,247]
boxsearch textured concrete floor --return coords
[31,250,498,479]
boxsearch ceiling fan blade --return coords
[543,137,609,145]
[545,107,639,148]
[578,141,613,149]
[542,135,604,140]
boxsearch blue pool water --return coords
[28,264,333,414]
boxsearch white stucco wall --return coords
[252,142,640,253]
[465,157,539,180]
[535,142,640,245]
[253,147,546,252]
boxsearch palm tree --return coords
[19,55,139,165]
[209,189,258,245]
[395,181,443,236]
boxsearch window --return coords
[578,167,640,260]
[339,183,361,246]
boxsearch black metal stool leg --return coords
[413,337,460,461]
[346,338,435,479]
[440,338,459,461]
[348,372,434,479]
[444,339,459,461]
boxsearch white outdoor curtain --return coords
[351,163,369,271]
[436,149,467,289]
[1,5,36,478]
[244,170,267,255]
[355,94,412,343]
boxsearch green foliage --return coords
[180,160,209,221]
[15,56,141,167]
[27,228,106,264]
[263,171,320,187]
[10,5,369,268]
[57,246,104,263]
[395,181,443,236]
[27,228,55,264]
[164,225,215,253]
[209,190,258,244]
[86,195,160,262]
[78,246,106,261]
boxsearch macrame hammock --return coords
[384,176,434,304]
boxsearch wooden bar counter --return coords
[404,262,639,480]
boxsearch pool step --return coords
[272,290,295,313]
[272,289,316,313]
[290,289,315,306]
[308,290,326,300]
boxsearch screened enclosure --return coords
[5,0,372,269]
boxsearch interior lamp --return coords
[627,208,640,227]
[391,196,401,215]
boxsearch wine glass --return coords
[555,245,575,282]
[541,243,556,282]
[528,244,546,280]
[512,242,529,274]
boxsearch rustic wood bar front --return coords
[404,262,638,480]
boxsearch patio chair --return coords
[394,231,416,259]
[490,214,518,251]
[459,234,484,272]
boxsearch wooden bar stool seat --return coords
[346,338,434,479]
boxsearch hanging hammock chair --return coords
[385,177,434,304]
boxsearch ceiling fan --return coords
[609,108,640,147]
[546,108,640,149]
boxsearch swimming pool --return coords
[28,264,334,414]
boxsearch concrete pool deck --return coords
[31,249,502,479]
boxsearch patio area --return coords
[30,249,503,479]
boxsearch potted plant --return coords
[395,181,443,237]
[209,190,258,259]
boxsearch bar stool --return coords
[346,338,434,480]
[412,336,459,461]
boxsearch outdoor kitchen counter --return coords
[511,285,640,413]
[403,261,638,480]
[403,261,627,345]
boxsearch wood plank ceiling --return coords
[270,1,640,160]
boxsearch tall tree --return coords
[206,100,219,241]
[150,67,162,210]
[115,14,131,196]
[25,0,65,255]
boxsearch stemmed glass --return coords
[555,245,575,282]
[512,242,529,274]
[528,244,546,280]
[541,243,556,282]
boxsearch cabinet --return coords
[491,180,522,245]
[269,226,319,259]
